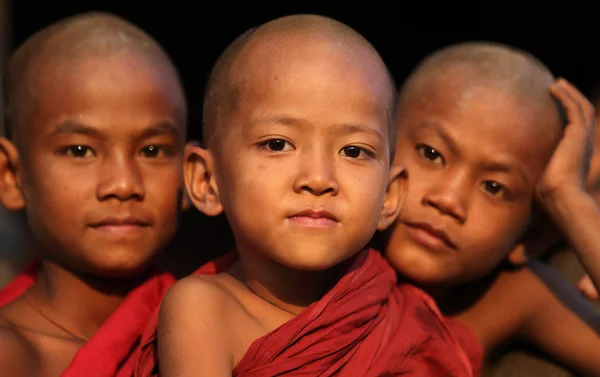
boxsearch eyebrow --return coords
[49,120,181,139]
[418,121,460,156]
[252,115,384,141]
[49,121,102,138]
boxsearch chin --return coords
[386,253,454,286]
[83,251,159,279]
[273,247,354,272]
[277,256,342,272]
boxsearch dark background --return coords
[10,1,600,143]
[5,0,599,275]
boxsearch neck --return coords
[233,248,345,316]
[427,272,499,316]
[421,284,451,303]
[28,259,150,340]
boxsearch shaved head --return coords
[202,14,397,156]
[3,11,185,145]
[397,41,560,126]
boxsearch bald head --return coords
[3,11,185,143]
[202,14,396,156]
[398,41,560,126]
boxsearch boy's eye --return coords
[482,180,506,197]
[64,145,94,158]
[140,145,168,158]
[340,145,373,159]
[417,144,444,166]
[258,139,294,152]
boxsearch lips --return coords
[403,221,457,250]
[288,209,339,227]
[88,216,151,234]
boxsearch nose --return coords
[293,147,339,196]
[96,153,145,201]
[422,170,469,223]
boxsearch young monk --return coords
[382,41,600,376]
[0,11,186,377]
[136,14,480,377]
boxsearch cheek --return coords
[23,161,94,217]
[22,177,91,245]
[143,164,183,194]
[464,206,529,266]
[220,160,284,218]
[340,169,388,213]
[399,169,433,210]
[142,164,183,217]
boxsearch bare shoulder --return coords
[157,273,242,375]
[493,263,563,315]
[451,266,543,351]
[0,315,39,376]
[159,273,240,323]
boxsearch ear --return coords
[0,138,24,210]
[377,164,408,231]
[180,190,193,211]
[506,214,564,266]
[184,143,222,216]
[506,242,528,266]
[180,141,201,212]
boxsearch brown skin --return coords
[0,51,186,376]
[386,79,562,288]
[386,78,600,376]
[455,81,600,377]
[157,27,405,376]
[521,98,600,300]
[571,109,600,299]
[452,264,600,377]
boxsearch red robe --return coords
[135,250,482,376]
[0,260,176,377]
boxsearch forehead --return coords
[24,53,185,136]
[225,34,391,130]
[397,83,561,176]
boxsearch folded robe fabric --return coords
[444,316,484,375]
[0,260,176,377]
[136,249,481,376]
[0,259,40,307]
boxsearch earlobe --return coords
[507,214,563,266]
[180,191,193,211]
[0,138,24,211]
[507,243,528,266]
[183,142,223,216]
[377,164,408,231]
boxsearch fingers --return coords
[551,78,595,131]
[577,274,600,300]
[551,78,595,178]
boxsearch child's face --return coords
[385,83,561,286]
[17,53,185,277]
[212,38,393,271]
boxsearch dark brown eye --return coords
[268,139,286,151]
[64,145,93,158]
[141,145,160,158]
[342,146,361,158]
[483,181,505,197]
[258,139,293,152]
[417,145,444,165]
